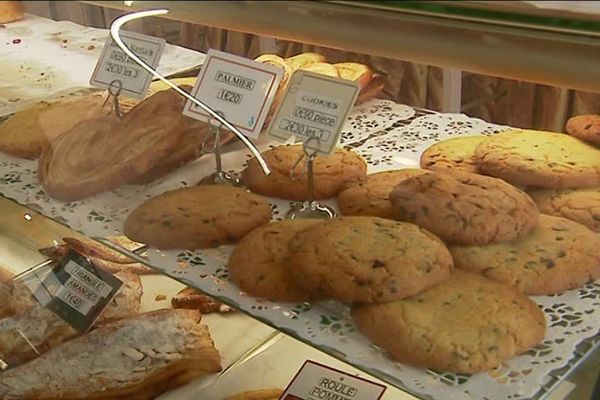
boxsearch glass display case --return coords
[1,1,599,399]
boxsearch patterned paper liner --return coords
[1,103,599,400]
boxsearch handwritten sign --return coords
[182,49,283,139]
[268,70,360,156]
[281,360,386,400]
[90,31,165,99]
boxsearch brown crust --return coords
[565,114,600,146]
[171,287,233,314]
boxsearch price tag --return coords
[281,360,386,400]
[268,70,360,156]
[182,49,283,139]
[21,250,122,332]
[90,31,165,99]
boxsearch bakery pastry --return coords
[285,52,325,70]
[223,389,283,400]
[243,145,367,201]
[420,135,486,173]
[566,114,600,146]
[0,309,222,400]
[474,129,600,188]
[124,185,272,249]
[228,219,322,302]
[390,171,539,245]
[449,214,600,295]
[171,287,233,313]
[0,271,142,366]
[299,62,339,77]
[352,270,546,374]
[334,62,373,89]
[356,74,385,104]
[338,169,426,218]
[0,1,24,23]
[527,186,600,233]
[288,216,453,303]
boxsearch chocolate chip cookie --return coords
[389,171,539,245]
[420,135,486,173]
[450,214,600,295]
[288,216,453,303]
[566,114,600,146]
[352,270,546,374]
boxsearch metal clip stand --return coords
[105,79,123,118]
[201,115,242,186]
[286,139,337,220]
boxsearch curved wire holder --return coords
[109,9,270,176]
[205,113,241,185]
[286,137,337,220]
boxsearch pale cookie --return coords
[338,169,426,218]
[228,219,322,302]
[124,185,271,249]
[288,216,453,303]
[243,145,367,201]
[566,114,600,146]
[352,270,546,374]
[450,214,600,295]
[420,135,486,173]
[390,171,539,245]
[474,129,600,188]
[528,186,600,233]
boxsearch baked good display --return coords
[288,216,453,303]
[224,389,284,400]
[243,145,367,201]
[528,186,600,233]
[171,287,234,314]
[38,88,210,201]
[0,309,222,400]
[0,1,24,24]
[420,135,486,173]
[390,170,539,245]
[565,114,600,146]
[338,168,426,218]
[352,270,546,374]
[228,219,322,302]
[474,129,600,188]
[0,271,142,366]
[450,214,600,295]
[124,185,272,249]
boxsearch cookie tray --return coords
[1,104,599,400]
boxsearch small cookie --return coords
[566,114,600,146]
[474,129,600,188]
[390,171,539,245]
[420,135,486,173]
[288,216,453,303]
[528,186,600,233]
[243,145,367,201]
[124,185,271,249]
[228,219,322,302]
[338,169,425,218]
[450,214,600,295]
[352,270,546,374]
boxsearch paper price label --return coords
[268,70,360,156]
[281,360,386,400]
[23,250,123,332]
[90,31,165,99]
[182,49,283,139]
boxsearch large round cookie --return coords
[420,135,486,173]
[566,114,600,146]
[338,169,425,218]
[242,145,367,201]
[450,214,600,295]
[124,185,271,249]
[474,129,600,188]
[288,216,453,303]
[528,186,600,233]
[351,270,546,374]
[389,171,539,245]
[228,219,321,302]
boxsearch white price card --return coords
[281,360,386,400]
[90,31,165,99]
[268,70,360,156]
[182,49,283,139]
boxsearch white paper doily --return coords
[0,110,598,400]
